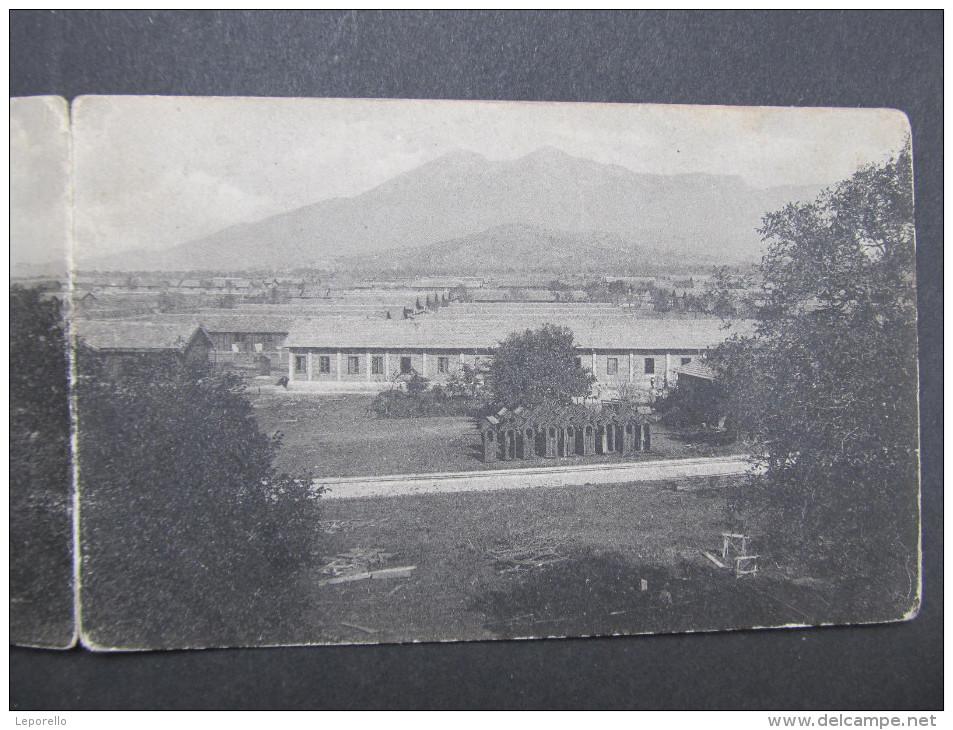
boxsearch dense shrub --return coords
[372,386,482,418]
[76,351,321,648]
[707,146,919,613]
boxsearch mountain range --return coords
[335,223,726,279]
[82,147,820,273]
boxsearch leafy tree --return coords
[450,284,473,303]
[447,363,487,398]
[487,324,596,408]
[76,350,320,648]
[651,286,673,312]
[10,286,74,647]
[584,279,629,305]
[157,290,177,312]
[707,146,918,610]
[703,266,743,317]
[405,372,430,396]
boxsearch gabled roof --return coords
[480,402,645,431]
[124,312,294,335]
[285,316,751,352]
[73,320,212,353]
[678,362,717,380]
[192,313,293,334]
[409,278,470,289]
[471,289,513,302]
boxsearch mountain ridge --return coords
[81,148,821,272]
[333,223,724,279]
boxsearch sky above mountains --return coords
[11,96,71,276]
[70,97,911,262]
[82,144,826,271]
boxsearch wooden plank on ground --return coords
[371,566,416,580]
[702,550,728,569]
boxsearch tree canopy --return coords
[487,324,595,408]
[10,287,74,647]
[76,351,319,647]
[706,146,918,608]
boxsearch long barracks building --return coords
[284,315,748,395]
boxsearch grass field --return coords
[251,392,736,478]
[249,476,853,647]
[239,392,872,648]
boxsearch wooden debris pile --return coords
[316,519,374,534]
[318,548,392,577]
[701,532,760,578]
[487,535,568,575]
[317,548,415,587]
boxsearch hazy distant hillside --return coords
[337,223,722,278]
[83,147,820,272]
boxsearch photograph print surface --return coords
[14,96,919,650]
[10,95,76,650]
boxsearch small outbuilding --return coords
[672,362,726,427]
[479,403,650,463]
[73,320,214,378]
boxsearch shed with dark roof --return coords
[74,320,213,377]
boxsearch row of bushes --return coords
[372,386,484,418]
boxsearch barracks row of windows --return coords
[293,353,691,377]
[576,355,691,375]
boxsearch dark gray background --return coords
[9,9,942,710]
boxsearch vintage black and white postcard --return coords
[11,96,919,650]
[10,95,76,649]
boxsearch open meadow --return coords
[238,392,852,645]
[250,391,736,478]
[256,476,851,647]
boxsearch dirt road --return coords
[316,455,755,500]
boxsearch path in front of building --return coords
[316,455,755,500]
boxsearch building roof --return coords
[192,313,295,334]
[678,362,718,380]
[480,402,647,431]
[122,312,296,334]
[285,316,751,352]
[469,288,561,302]
[73,320,212,353]
[436,302,618,318]
[199,314,294,333]
[408,278,470,289]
